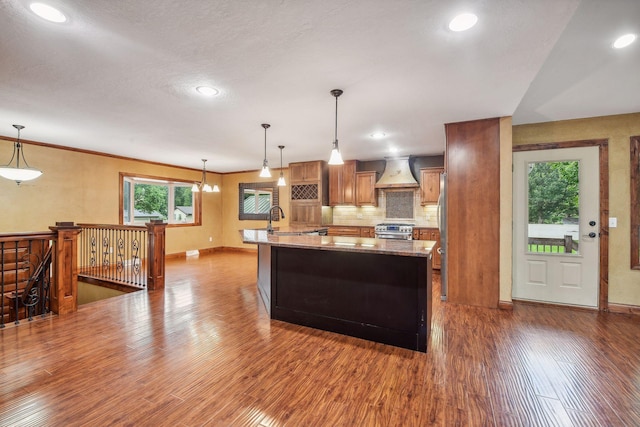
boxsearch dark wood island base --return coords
[245,230,435,352]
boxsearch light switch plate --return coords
[609,217,617,228]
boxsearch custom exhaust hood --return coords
[375,156,419,189]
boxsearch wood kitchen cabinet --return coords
[290,161,322,183]
[290,160,329,225]
[329,160,357,206]
[328,226,361,237]
[420,168,443,205]
[413,228,441,269]
[360,226,375,238]
[355,171,378,206]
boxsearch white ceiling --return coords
[1,0,638,173]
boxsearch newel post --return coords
[146,220,167,290]
[49,222,82,315]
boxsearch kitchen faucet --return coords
[266,205,285,234]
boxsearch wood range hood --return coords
[374,156,420,189]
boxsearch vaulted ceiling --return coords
[1,0,638,172]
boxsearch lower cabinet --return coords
[360,227,375,238]
[413,228,441,270]
[328,226,361,237]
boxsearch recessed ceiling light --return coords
[29,3,66,23]
[196,86,220,96]
[370,132,386,139]
[449,13,478,32]
[613,34,636,49]
[389,146,398,154]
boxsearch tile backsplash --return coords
[331,189,438,227]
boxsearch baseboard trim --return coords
[608,303,640,316]
[511,298,598,312]
[498,300,513,310]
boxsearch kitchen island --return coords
[242,229,435,352]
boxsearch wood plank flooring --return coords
[1,251,639,426]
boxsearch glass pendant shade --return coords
[260,123,271,177]
[329,145,344,165]
[277,145,286,186]
[212,184,220,192]
[328,89,345,165]
[0,125,42,185]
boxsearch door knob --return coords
[588,232,596,238]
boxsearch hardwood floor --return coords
[1,251,639,426]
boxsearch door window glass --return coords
[527,160,580,254]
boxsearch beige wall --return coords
[0,140,223,256]
[220,169,290,249]
[513,112,640,306]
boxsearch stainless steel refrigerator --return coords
[438,172,447,300]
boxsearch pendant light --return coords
[0,124,43,185]
[328,89,344,165]
[277,145,286,186]
[259,123,271,177]
[192,159,219,193]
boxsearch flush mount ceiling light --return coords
[448,13,478,32]
[191,159,219,193]
[277,145,286,186]
[259,123,271,178]
[613,34,637,49]
[29,3,66,23]
[0,124,43,185]
[370,132,386,139]
[196,86,220,96]
[328,89,344,165]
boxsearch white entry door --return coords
[513,147,599,307]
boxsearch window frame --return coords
[631,136,640,269]
[238,181,279,221]
[119,172,202,227]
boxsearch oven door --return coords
[375,232,411,240]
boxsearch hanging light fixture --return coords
[277,145,286,186]
[259,123,271,177]
[328,89,344,165]
[191,159,219,193]
[0,124,43,185]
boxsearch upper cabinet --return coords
[290,161,323,183]
[290,160,329,225]
[355,171,378,206]
[329,160,357,206]
[420,167,443,205]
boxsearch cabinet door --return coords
[355,171,378,206]
[290,202,321,225]
[429,229,441,270]
[289,163,306,182]
[420,168,442,205]
[328,226,361,237]
[329,161,357,206]
[290,161,322,183]
[360,227,375,238]
[342,161,357,205]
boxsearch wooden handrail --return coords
[0,232,56,243]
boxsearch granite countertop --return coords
[241,229,435,258]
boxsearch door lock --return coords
[589,220,596,226]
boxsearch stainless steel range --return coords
[374,223,414,240]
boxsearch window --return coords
[631,136,640,269]
[238,182,280,221]
[120,173,201,226]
